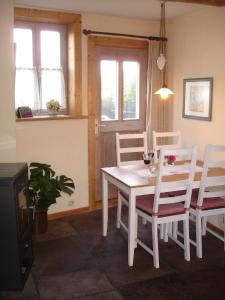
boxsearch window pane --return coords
[100,60,118,121]
[41,70,65,109]
[15,69,39,109]
[41,30,61,68]
[14,28,33,67]
[123,61,140,120]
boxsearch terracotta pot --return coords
[33,209,48,234]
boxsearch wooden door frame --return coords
[88,36,148,210]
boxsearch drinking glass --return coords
[143,151,155,176]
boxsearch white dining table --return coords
[101,162,207,267]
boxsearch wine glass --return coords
[143,151,154,176]
[143,153,150,165]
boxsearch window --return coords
[100,59,140,121]
[14,8,82,118]
[14,22,67,114]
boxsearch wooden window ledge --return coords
[16,115,88,122]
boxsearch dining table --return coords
[101,161,225,267]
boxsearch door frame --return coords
[88,35,148,210]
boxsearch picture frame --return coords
[183,77,213,121]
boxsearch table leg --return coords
[128,190,136,267]
[102,173,108,236]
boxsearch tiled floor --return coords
[1,207,225,299]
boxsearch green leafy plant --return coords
[28,162,75,210]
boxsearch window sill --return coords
[16,115,88,122]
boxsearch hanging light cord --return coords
[159,0,167,86]
[159,1,166,55]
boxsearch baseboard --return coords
[207,222,224,237]
[93,198,118,210]
[48,206,90,221]
[47,198,118,221]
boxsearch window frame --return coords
[100,58,141,122]
[14,20,68,114]
[14,7,82,118]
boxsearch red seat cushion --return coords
[119,191,167,202]
[119,191,186,217]
[136,196,186,217]
[191,188,225,210]
[119,191,154,203]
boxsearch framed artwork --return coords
[183,77,213,121]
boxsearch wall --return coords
[168,7,225,229]
[16,119,88,214]
[0,0,16,162]
[15,12,159,214]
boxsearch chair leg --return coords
[152,219,159,268]
[135,213,138,248]
[164,223,169,242]
[168,222,173,235]
[196,213,203,258]
[142,217,147,225]
[202,217,207,236]
[160,224,164,239]
[183,216,190,261]
[172,221,178,239]
[116,193,122,229]
[224,215,225,251]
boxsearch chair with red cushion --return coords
[152,131,181,163]
[190,144,225,258]
[134,146,198,268]
[115,132,148,232]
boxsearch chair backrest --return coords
[153,146,198,214]
[116,132,148,166]
[197,144,225,207]
[153,131,181,162]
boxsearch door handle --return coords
[95,119,106,135]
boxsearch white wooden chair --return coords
[153,131,181,162]
[115,132,148,232]
[190,144,225,258]
[153,131,182,238]
[116,132,148,166]
[134,146,198,268]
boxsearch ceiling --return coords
[13,0,216,20]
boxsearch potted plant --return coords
[28,162,75,234]
[46,99,60,115]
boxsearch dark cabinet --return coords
[0,163,33,290]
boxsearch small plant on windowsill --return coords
[46,99,60,115]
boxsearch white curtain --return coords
[15,66,66,110]
[15,67,39,110]
[146,41,172,150]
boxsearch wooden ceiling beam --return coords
[166,0,225,6]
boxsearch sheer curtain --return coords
[145,41,172,149]
[15,67,39,110]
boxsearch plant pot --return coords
[48,109,58,116]
[33,209,48,234]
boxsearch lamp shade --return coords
[155,84,174,100]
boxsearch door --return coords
[88,37,148,207]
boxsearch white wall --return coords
[0,0,16,162]
[16,119,88,214]
[168,7,225,229]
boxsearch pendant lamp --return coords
[155,0,174,99]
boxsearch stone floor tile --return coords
[37,269,113,300]
[0,274,38,299]
[34,220,77,243]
